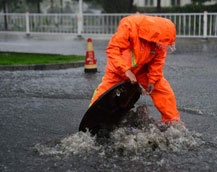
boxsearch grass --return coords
[0,52,85,65]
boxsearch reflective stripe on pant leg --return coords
[89,87,100,107]
[89,72,123,107]
[150,77,180,122]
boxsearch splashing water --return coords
[34,104,204,157]
[110,123,202,155]
[35,131,101,157]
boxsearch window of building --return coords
[171,0,180,6]
[145,0,154,6]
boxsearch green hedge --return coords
[137,4,217,13]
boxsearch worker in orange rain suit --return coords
[89,14,180,123]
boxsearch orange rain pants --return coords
[89,71,180,123]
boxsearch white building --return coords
[134,0,217,7]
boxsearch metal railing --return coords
[0,12,217,38]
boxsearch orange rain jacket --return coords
[90,15,180,122]
[106,14,176,84]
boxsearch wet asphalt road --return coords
[0,35,217,171]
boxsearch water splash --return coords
[34,131,101,157]
[179,106,203,115]
[110,122,203,155]
[34,104,204,157]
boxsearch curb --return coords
[0,61,85,71]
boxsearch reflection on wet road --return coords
[0,37,217,172]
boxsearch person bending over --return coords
[90,14,180,124]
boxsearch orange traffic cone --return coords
[84,38,97,73]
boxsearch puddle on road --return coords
[34,104,204,158]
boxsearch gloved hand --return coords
[125,69,137,84]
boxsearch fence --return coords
[0,12,217,38]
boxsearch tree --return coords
[60,0,63,13]
[83,0,135,13]
[191,0,209,5]
[0,0,22,30]
[0,0,7,30]
[26,0,43,13]
[102,0,130,13]
[0,0,23,12]
[128,0,134,13]
[157,0,161,12]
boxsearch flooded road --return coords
[0,37,217,171]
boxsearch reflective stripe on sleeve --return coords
[131,50,137,68]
